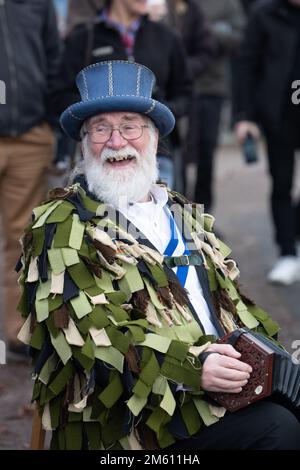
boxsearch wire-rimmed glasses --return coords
[84,123,149,143]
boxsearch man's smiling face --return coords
[87,112,152,171]
[81,111,159,207]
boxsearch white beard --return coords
[82,130,159,208]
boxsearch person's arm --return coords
[43,0,62,93]
[42,0,62,126]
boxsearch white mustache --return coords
[100,145,140,163]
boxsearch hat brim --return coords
[60,96,175,141]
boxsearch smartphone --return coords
[242,133,258,164]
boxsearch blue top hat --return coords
[60,61,175,141]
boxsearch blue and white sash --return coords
[163,209,190,287]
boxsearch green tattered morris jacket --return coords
[17,179,279,450]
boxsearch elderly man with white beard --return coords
[80,112,159,208]
[16,61,300,450]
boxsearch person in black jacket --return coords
[0,0,61,355]
[234,0,300,285]
[190,0,245,211]
[168,0,244,210]
[162,0,216,195]
[51,0,192,189]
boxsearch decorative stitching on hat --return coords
[145,99,156,114]
[77,95,155,101]
[108,62,113,96]
[82,71,89,100]
[136,65,141,96]
[68,108,83,120]
[81,60,153,76]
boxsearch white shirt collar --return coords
[121,184,169,214]
[149,183,169,208]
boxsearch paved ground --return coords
[0,140,299,449]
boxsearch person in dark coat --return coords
[234,0,300,285]
[51,0,192,188]
[154,0,216,193]
[187,0,245,211]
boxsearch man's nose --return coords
[105,129,127,149]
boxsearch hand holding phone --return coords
[242,133,258,164]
